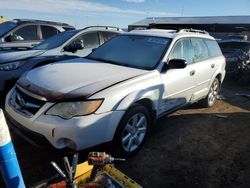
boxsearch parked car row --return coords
[0,24,122,102]
[0,19,75,50]
[2,27,226,155]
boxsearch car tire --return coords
[200,78,220,108]
[113,104,152,157]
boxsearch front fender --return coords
[114,84,164,111]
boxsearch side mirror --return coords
[167,59,187,69]
[65,40,84,53]
[5,34,21,42]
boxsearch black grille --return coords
[15,87,45,115]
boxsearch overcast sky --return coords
[0,0,249,29]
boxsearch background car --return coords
[0,19,75,50]
[5,29,225,156]
[218,38,250,82]
[0,26,122,103]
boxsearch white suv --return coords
[5,29,226,156]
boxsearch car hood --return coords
[17,58,149,101]
[0,50,46,64]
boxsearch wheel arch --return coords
[134,98,157,122]
[113,88,160,114]
[216,73,222,84]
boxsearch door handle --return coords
[190,70,195,76]
[211,64,215,68]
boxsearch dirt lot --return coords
[0,77,250,188]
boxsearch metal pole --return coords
[0,109,25,188]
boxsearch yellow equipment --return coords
[48,152,142,188]
[0,16,7,23]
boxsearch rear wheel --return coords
[200,78,220,107]
[114,105,151,156]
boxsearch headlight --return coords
[0,61,24,71]
[46,99,103,119]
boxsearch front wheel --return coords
[200,78,220,108]
[113,105,151,157]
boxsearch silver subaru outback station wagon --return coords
[6,29,226,156]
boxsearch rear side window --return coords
[13,25,38,41]
[191,38,209,62]
[204,39,222,57]
[41,25,59,39]
[101,32,117,43]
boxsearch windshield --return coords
[33,30,78,50]
[87,35,171,70]
[0,21,17,37]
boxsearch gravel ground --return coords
[0,77,250,188]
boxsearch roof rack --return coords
[13,19,72,27]
[178,28,209,35]
[82,26,123,31]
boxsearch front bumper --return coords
[5,91,125,150]
[5,112,53,149]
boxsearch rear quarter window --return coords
[204,39,222,58]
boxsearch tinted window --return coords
[12,25,38,41]
[88,35,171,70]
[33,30,78,50]
[102,32,117,42]
[169,38,194,64]
[205,39,222,57]
[191,38,209,62]
[72,32,99,49]
[0,21,16,37]
[41,25,59,39]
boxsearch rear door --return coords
[190,38,217,101]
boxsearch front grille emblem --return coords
[16,93,26,109]
[18,98,26,109]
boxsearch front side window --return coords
[70,32,100,49]
[33,30,78,50]
[12,25,38,41]
[41,25,59,39]
[191,38,209,62]
[88,35,171,70]
[169,38,194,64]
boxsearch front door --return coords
[159,38,196,114]
[64,32,100,57]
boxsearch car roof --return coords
[127,28,215,40]
[13,19,74,28]
[78,26,123,32]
